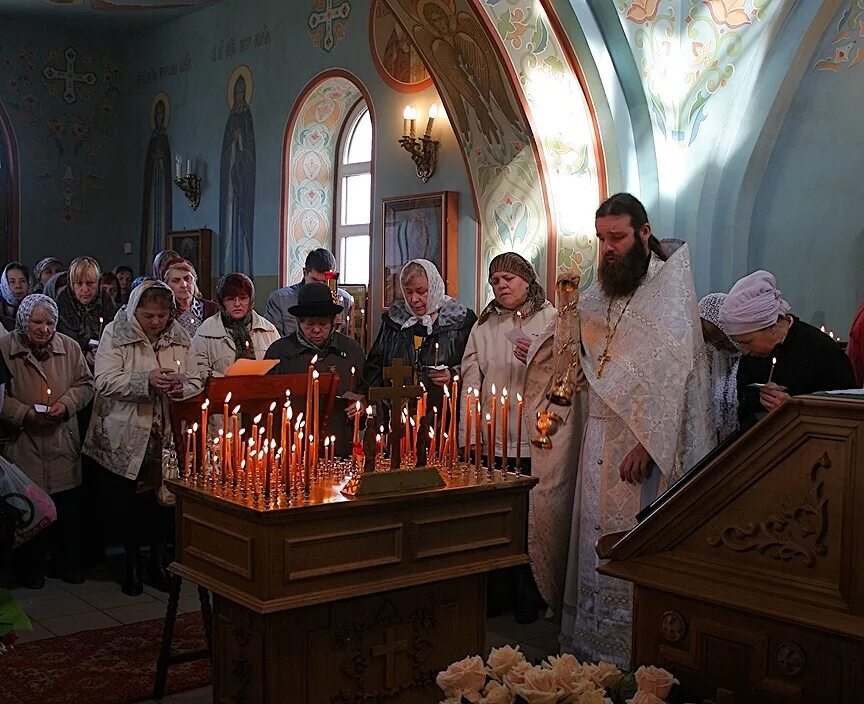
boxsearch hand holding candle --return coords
[767,356,777,384]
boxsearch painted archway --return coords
[0,101,19,264]
[279,70,375,285]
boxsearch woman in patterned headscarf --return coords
[0,261,31,320]
[32,257,64,294]
[0,294,93,589]
[364,258,476,413]
[698,293,740,444]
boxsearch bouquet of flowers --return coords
[436,646,679,704]
[0,588,31,656]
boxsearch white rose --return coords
[487,645,526,679]
[436,655,487,699]
[514,665,564,704]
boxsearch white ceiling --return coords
[0,0,225,30]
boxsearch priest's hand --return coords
[619,443,652,484]
[759,382,789,412]
[514,338,531,364]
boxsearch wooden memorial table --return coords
[168,472,534,703]
[598,395,864,703]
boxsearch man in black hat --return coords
[264,282,365,456]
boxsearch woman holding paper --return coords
[0,294,93,588]
[83,280,201,595]
[193,273,279,378]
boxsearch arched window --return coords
[334,102,372,285]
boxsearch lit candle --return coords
[408,106,416,138]
[46,386,51,409]
[312,370,320,475]
[185,427,194,478]
[489,383,497,469]
[515,310,522,329]
[350,366,356,393]
[486,413,492,472]
[402,105,411,137]
[516,392,523,470]
[98,316,104,339]
[431,406,438,460]
[474,398,482,474]
[353,400,362,448]
[222,392,232,468]
[767,356,777,385]
[440,386,450,458]
[323,436,330,466]
[201,400,210,474]
[305,354,317,470]
[501,388,508,472]
[232,404,241,472]
[266,402,276,480]
[424,102,437,137]
[175,156,181,180]
[464,386,473,463]
[434,342,440,366]
[449,375,459,465]
[191,422,199,478]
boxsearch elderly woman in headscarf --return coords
[43,271,68,302]
[32,257,64,294]
[364,258,477,412]
[83,280,202,595]
[699,293,741,444]
[460,252,556,472]
[265,282,366,456]
[719,270,855,429]
[56,256,117,366]
[193,273,279,378]
[0,294,94,588]
[0,261,31,319]
[161,257,218,337]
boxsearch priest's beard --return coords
[599,236,650,298]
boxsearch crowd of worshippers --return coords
[0,194,857,637]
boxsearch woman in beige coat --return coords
[83,280,201,595]
[0,294,94,588]
[193,273,279,379]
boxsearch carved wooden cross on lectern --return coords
[367,358,423,471]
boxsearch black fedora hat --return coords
[288,282,342,318]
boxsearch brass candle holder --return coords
[174,173,201,210]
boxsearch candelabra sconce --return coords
[400,104,439,183]
[174,155,201,211]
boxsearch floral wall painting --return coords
[813,1,864,71]
[618,0,778,145]
[219,64,256,276]
[309,0,352,53]
[370,0,431,92]
[140,91,172,273]
[283,75,362,284]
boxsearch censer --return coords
[531,273,583,449]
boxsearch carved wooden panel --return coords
[632,587,861,704]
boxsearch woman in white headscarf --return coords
[698,293,740,444]
[719,270,854,428]
[364,258,476,413]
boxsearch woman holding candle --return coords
[193,273,279,378]
[83,280,202,595]
[264,282,365,457]
[364,259,476,429]
[161,258,219,337]
[0,294,92,588]
[460,252,556,473]
[719,270,855,430]
[56,257,117,366]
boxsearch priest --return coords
[552,193,714,667]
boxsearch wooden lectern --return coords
[167,472,535,703]
[599,395,864,703]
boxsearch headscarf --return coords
[393,259,448,334]
[699,293,740,443]
[32,257,63,291]
[216,273,255,361]
[719,270,790,337]
[477,252,547,325]
[0,262,29,309]
[15,293,58,362]
[162,258,204,336]
[56,279,116,351]
[43,271,68,301]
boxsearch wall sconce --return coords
[174,155,201,211]
[399,103,439,183]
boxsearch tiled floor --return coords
[9,563,559,704]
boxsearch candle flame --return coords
[312,369,319,379]
[501,396,506,406]
[491,383,496,395]
[443,385,450,397]
[517,392,523,402]
[99,316,103,324]
[231,404,240,415]
[433,406,438,413]
[248,438,255,447]
[466,386,472,394]
[324,437,330,447]
[253,413,262,423]
[287,407,293,420]
[379,425,385,433]
[241,459,246,469]
[238,428,245,435]
[269,401,277,412]
[47,388,51,396]
[453,374,459,382]
[351,366,355,374]
[187,427,193,436]
[435,342,439,349]
[486,413,491,421]
[376,433,381,442]
[192,422,198,431]
[474,389,479,398]
[213,437,219,445]
[285,388,291,398]
[366,405,373,416]
[502,387,508,397]
[410,417,416,427]
[201,399,209,410]
[218,429,224,437]
[429,429,434,438]
[226,432,233,440]
[225,391,232,403]
[311,354,318,364]
[772,357,777,365]
[355,400,361,411]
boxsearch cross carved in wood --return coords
[370,626,409,690]
[367,358,423,471]
[42,47,96,105]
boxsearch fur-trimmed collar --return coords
[386,297,472,331]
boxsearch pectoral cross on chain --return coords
[597,351,611,378]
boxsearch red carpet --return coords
[0,612,211,704]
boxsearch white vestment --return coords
[559,246,714,667]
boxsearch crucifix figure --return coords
[367,358,423,471]
[596,351,611,378]
[42,47,97,105]
[307,0,352,52]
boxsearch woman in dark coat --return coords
[265,283,365,457]
[364,258,476,416]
